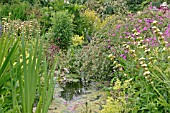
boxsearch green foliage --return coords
[52,10,74,50]
[0,2,30,20]
[0,33,58,113]
[76,9,101,36]
[57,38,113,82]
[84,0,128,19]
[125,0,170,12]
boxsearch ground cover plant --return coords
[0,0,170,113]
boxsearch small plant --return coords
[101,79,132,113]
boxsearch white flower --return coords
[152,26,157,30]
[139,57,145,61]
[108,54,113,58]
[140,61,144,65]
[141,64,147,67]
[167,56,170,59]
[145,48,150,53]
[143,71,150,76]
[161,2,167,7]
[152,20,158,24]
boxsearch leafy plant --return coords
[0,33,58,113]
[52,10,74,50]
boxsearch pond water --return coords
[48,81,108,113]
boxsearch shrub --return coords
[51,10,74,50]
[74,9,101,37]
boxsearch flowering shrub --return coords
[102,2,170,112]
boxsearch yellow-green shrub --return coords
[83,9,101,32]
[72,35,84,46]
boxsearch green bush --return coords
[52,10,74,50]
[57,38,113,82]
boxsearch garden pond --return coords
[48,80,108,113]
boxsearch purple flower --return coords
[148,2,153,10]
[159,16,163,20]
[143,27,148,31]
[137,28,141,33]
[124,32,130,35]
[116,25,121,29]
[124,49,128,53]
[138,19,142,23]
[112,34,116,36]
[158,22,163,24]
[131,34,135,37]
[0,25,2,36]
[119,36,123,38]
[144,18,154,23]
[164,24,170,37]
[120,54,127,60]
[153,36,157,41]
[166,43,170,47]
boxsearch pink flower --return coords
[148,2,153,10]
[138,19,142,23]
[125,36,129,38]
[120,54,127,60]
[158,22,163,24]
[119,36,123,38]
[159,16,163,20]
[116,25,121,29]
[124,49,128,53]
[143,27,148,31]
[112,34,116,36]
[124,32,130,35]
